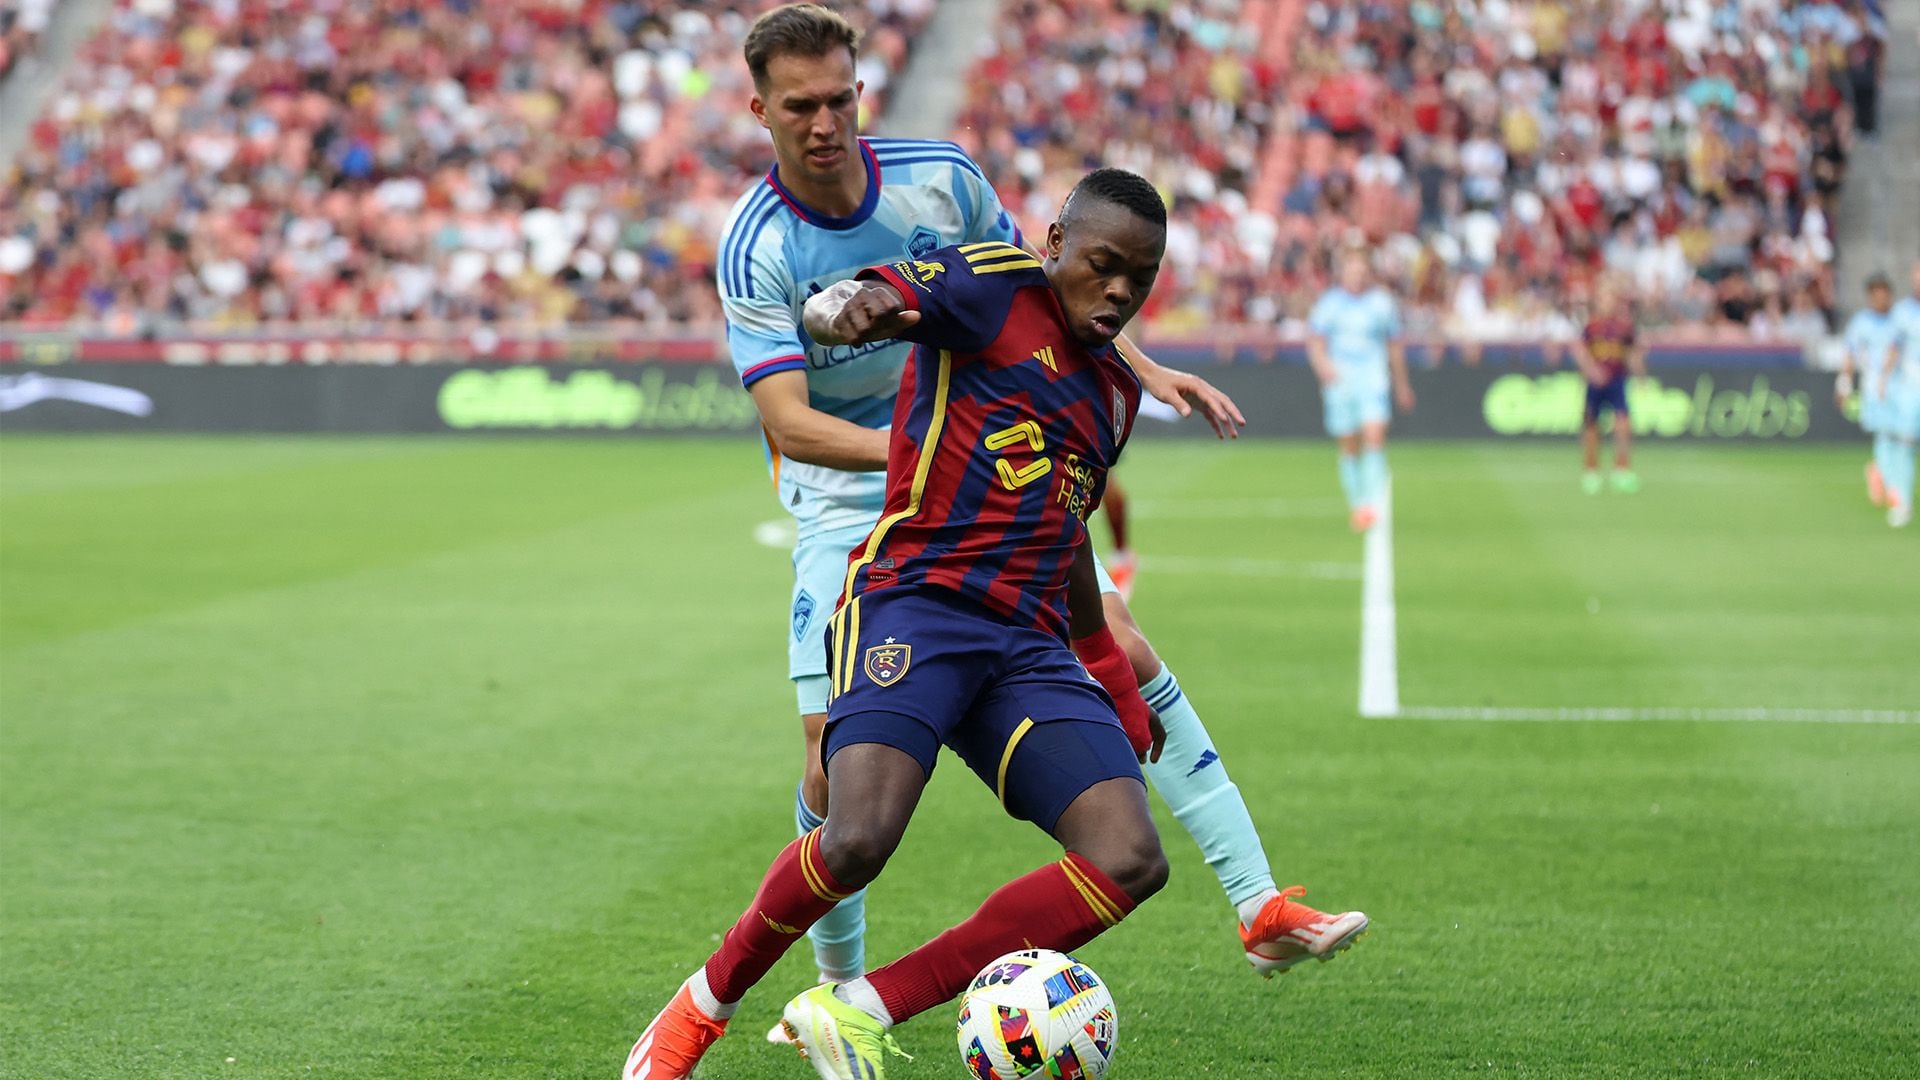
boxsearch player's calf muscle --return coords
[1101,594,1162,686]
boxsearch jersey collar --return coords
[765,140,882,231]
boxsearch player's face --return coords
[1339,255,1368,293]
[1868,284,1892,313]
[1045,203,1165,347]
[751,49,863,182]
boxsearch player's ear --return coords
[749,93,770,130]
[1046,221,1065,259]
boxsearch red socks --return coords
[864,852,1136,1023]
[702,828,852,1004]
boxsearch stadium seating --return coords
[0,0,929,332]
[956,0,1886,346]
[0,0,1887,347]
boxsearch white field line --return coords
[1394,706,1920,725]
[1358,481,1401,719]
[1358,487,1911,726]
[1140,554,1361,581]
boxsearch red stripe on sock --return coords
[703,828,852,1003]
[865,852,1137,1023]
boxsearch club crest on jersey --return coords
[864,641,911,687]
[906,225,941,259]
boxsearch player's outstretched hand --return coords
[1139,363,1246,439]
[803,279,921,347]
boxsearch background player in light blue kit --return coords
[712,5,1360,1033]
[1878,261,1920,528]
[1838,271,1903,515]
[1308,250,1415,531]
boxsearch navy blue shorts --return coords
[1584,376,1629,422]
[821,586,1143,833]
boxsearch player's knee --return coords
[1099,836,1169,904]
[818,816,902,889]
[1073,826,1168,904]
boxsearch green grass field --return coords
[3,436,1916,1078]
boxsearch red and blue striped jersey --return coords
[835,242,1142,640]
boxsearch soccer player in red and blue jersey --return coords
[624,170,1269,1080]
[1573,281,1647,494]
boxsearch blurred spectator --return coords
[955,0,1882,345]
[0,0,1886,346]
[0,0,53,80]
[0,0,930,332]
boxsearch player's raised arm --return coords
[723,241,890,471]
[1112,331,1246,439]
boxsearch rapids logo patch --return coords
[792,590,816,641]
[1112,387,1128,432]
[906,225,941,259]
[864,641,911,686]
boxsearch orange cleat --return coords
[623,979,728,1079]
[1350,506,1378,532]
[1867,462,1888,507]
[1105,549,1139,601]
[1241,886,1369,978]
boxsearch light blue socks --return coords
[796,786,865,981]
[1337,454,1361,510]
[1358,448,1388,507]
[1139,665,1278,913]
[1886,436,1916,512]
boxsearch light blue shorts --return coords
[1884,385,1920,441]
[1861,391,1886,435]
[1323,383,1390,438]
[789,528,1121,715]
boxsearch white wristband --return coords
[1836,372,1854,397]
[802,278,868,345]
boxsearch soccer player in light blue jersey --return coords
[669,6,1359,1054]
[1839,271,1902,515]
[1308,249,1415,531]
[1877,262,1920,528]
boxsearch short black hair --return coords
[1062,168,1167,230]
[1866,272,1892,291]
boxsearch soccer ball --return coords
[955,949,1117,1079]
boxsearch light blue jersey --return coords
[1845,307,1903,431]
[1309,286,1401,395]
[1889,297,1920,438]
[717,137,1022,541]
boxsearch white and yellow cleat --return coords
[1240,885,1369,977]
[779,983,911,1080]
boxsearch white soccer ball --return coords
[955,949,1117,1079]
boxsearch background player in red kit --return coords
[1573,280,1647,494]
[624,169,1178,1080]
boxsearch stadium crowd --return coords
[0,0,1891,349]
[959,0,1888,350]
[0,0,928,332]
